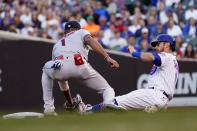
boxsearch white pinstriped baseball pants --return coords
[115,89,169,110]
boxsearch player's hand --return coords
[106,57,119,69]
[127,46,136,54]
[64,94,82,111]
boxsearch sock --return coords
[91,103,105,112]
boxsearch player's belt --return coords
[55,55,64,60]
[149,87,171,100]
[54,55,74,60]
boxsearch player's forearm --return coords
[140,53,155,62]
[132,52,155,62]
[62,90,74,106]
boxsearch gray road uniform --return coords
[42,29,115,113]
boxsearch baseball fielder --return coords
[42,21,119,115]
[80,34,179,113]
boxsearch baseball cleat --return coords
[44,111,58,116]
[144,105,159,113]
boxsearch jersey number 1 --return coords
[61,39,65,46]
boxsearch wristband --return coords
[131,52,141,59]
[104,54,109,60]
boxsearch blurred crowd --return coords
[0,0,197,59]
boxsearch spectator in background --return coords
[158,3,178,24]
[72,4,81,14]
[80,1,89,16]
[12,13,24,30]
[43,10,59,29]
[146,16,157,38]
[167,19,182,37]
[184,43,197,59]
[178,20,185,32]
[165,8,178,24]
[0,16,12,31]
[109,13,116,24]
[0,3,15,19]
[194,0,197,9]
[94,1,109,20]
[128,17,141,34]
[183,17,197,37]
[108,30,127,51]
[97,30,109,49]
[123,10,132,25]
[26,26,35,37]
[152,21,165,38]
[32,11,41,29]
[135,19,146,38]
[165,0,180,8]
[158,1,167,25]
[175,36,184,59]
[21,24,32,35]
[83,15,100,39]
[175,2,185,22]
[61,9,71,24]
[113,0,125,11]
[105,0,117,14]
[40,30,52,39]
[114,13,124,32]
[67,0,82,7]
[121,35,137,53]
[20,7,32,25]
[47,24,60,40]
[139,39,150,52]
[37,7,47,26]
[60,0,71,11]
[185,1,197,21]
[74,12,87,28]
[148,6,158,20]
[137,28,152,49]
[130,6,146,20]
[120,22,133,41]
[84,6,99,24]
[103,23,115,47]
[9,23,19,33]
[98,15,108,31]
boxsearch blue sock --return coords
[91,103,104,112]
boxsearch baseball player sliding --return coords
[79,34,179,113]
[41,21,119,115]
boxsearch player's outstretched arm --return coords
[127,46,160,65]
[84,34,119,69]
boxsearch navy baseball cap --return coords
[151,34,176,51]
[64,21,81,31]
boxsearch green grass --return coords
[0,107,197,131]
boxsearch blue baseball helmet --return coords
[151,34,176,51]
[64,21,81,32]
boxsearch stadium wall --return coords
[0,32,197,109]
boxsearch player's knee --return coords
[43,61,54,70]
[42,61,55,79]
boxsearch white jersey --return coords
[52,29,90,60]
[147,52,179,96]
